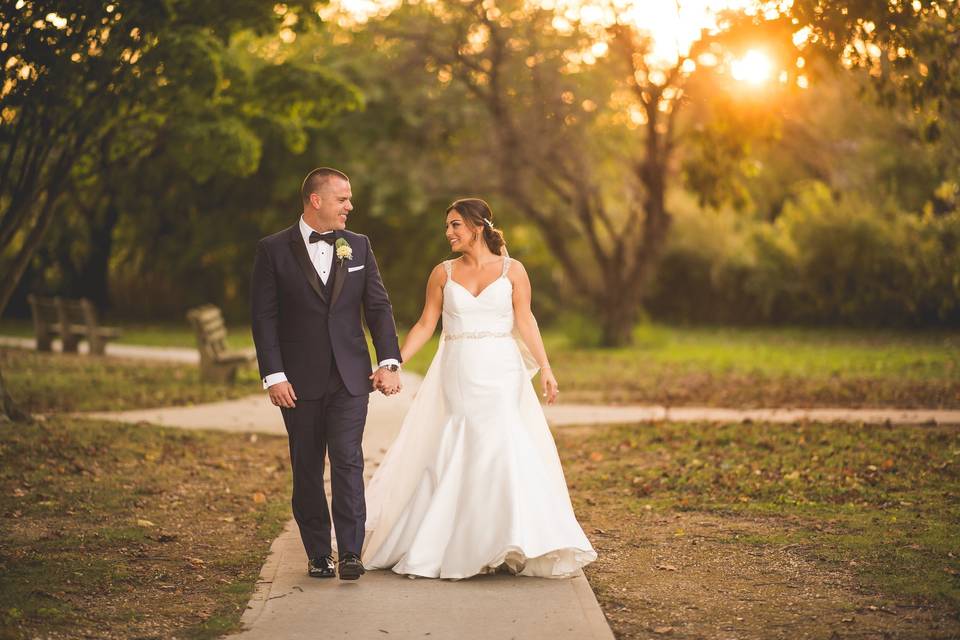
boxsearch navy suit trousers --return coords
[280,360,369,559]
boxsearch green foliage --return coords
[647,179,959,327]
[2,0,359,321]
[788,0,960,110]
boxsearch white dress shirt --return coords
[262,217,399,389]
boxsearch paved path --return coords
[0,335,199,362]
[87,393,960,432]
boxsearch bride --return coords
[361,198,596,579]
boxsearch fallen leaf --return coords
[653,626,674,634]
[656,564,678,571]
[589,451,604,462]
[136,519,155,528]
[252,492,266,504]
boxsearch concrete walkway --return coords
[87,393,960,432]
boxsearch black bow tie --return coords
[309,231,335,245]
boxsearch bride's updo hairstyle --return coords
[446,198,506,256]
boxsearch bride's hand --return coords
[540,367,559,405]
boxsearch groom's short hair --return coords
[301,167,350,205]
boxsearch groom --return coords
[251,167,402,580]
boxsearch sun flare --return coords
[730,49,774,84]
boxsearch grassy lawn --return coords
[1,348,260,413]
[344,325,953,409]
[3,319,956,407]
[0,417,291,640]
[545,325,959,408]
[555,420,960,639]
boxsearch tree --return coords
[356,0,797,345]
[0,0,351,420]
[787,0,960,109]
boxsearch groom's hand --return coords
[370,368,402,396]
[267,381,297,409]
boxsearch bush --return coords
[646,181,960,327]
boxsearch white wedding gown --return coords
[362,257,597,579]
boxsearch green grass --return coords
[552,324,958,379]
[555,420,960,609]
[545,325,959,407]
[0,417,292,640]
[5,319,956,407]
[1,348,260,413]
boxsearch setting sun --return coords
[731,49,775,84]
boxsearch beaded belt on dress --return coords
[444,331,513,341]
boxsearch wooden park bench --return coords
[186,304,256,383]
[26,294,121,355]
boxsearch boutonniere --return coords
[335,238,353,264]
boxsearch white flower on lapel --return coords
[335,238,353,263]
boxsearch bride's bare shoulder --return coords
[430,261,450,285]
[504,257,528,279]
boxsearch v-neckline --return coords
[448,276,507,300]
[448,258,507,299]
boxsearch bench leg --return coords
[36,334,53,352]
[89,337,107,356]
[62,335,80,353]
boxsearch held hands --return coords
[540,366,559,405]
[370,367,402,396]
[268,381,297,409]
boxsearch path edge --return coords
[235,518,297,633]
[571,570,616,640]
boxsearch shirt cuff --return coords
[263,372,288,389]
[378,359,400,369]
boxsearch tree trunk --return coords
[77,199,120,308]
[0,191,57,317]
[597,298,639,347]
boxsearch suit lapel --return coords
[330,232,348,309]
[289,227,328,305]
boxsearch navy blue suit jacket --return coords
[250,225,401,399]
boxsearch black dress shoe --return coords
[308,554,336,578]
[338,552,366,580]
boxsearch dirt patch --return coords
[582,506,959,639]
[555,421,960,639]
[0,417,292,640]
